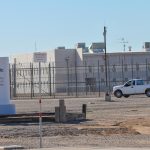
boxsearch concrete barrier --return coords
[0,145,24,150]
[55,99,66,123]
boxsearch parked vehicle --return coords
[113,79,150,98]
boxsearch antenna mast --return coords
[120,38,128,52]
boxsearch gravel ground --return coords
[1,95,150,149]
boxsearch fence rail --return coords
[9,59,150,99]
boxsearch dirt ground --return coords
[1,95,150,149]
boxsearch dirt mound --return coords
[116,117,150,135]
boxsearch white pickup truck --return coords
[113,79,150,98]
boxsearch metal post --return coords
[98,60,100,97]
[85,61,87,96]
[32,63,35,97]
[13,59,17,98]
[108,56,111,92]
[104,27,108,88]
[131,52,133,79]
[122,59,124,84]
[65,57,70,96]
[82,104,87,119]
[39,62,42,148]
[52,65,55,98]
[30,63,33,99]
[146,58,148,83]
[48,63,52,96]
[75,50,78,97]
[103,26,111,101]
[9,64,12,99]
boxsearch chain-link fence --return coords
[2,58,150,148]
[9,59,150,99]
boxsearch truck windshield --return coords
[124,81,132,87]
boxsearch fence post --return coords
[98,60,100,97]
[82,104,87,119]
[146,58,148,83]
[75,50,78,97]
[9,64,12,99]
[122,59,124,84]
[65,57,70,96]
[48,63,52,96]
[13,59,17,98]
[30,63,34,99]
[52,65,55,98]
[131,54,134,79]
[85,61,87,96]
[108,56,111,92]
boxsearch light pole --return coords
[103,26,111,101]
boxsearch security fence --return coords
[9,59,150,99]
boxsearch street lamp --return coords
[103,26,111,101]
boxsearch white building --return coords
[9,42,150,97]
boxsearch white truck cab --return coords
[113,79,150,98]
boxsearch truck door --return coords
[135,80,145,94]
[122,80,136,94]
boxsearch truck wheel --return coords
[124,95,130,98]
[146,89,150,97]
[114,90,122,98]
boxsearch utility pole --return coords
[103,26,111,101]
[104,27,108,88]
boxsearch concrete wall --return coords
[9,45,150,94]
[54,48,83,92]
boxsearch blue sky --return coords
[0,0,150,56]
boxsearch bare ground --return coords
[1,95,150,149]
